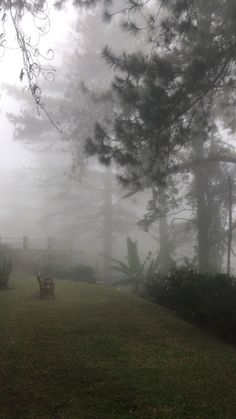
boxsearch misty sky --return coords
[0,3,76,170]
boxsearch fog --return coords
[0,1,236,278]
[0,5,158,279]
[2,2,236,417]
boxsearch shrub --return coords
[144,267,236,343]
[62,265,96,283]
[35,263,96,284]
[0,257,13,289]
[106,237,158,293]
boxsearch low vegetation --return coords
[109,237,158,293]
[49,264,96,283]
[0,256,13,290]
[1,275,236,418]
[144,267,236,343]
[33,263,96,284]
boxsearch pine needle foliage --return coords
[85,0,236,190]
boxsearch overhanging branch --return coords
[171,153,236,174]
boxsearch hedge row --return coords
[144,267,236,343]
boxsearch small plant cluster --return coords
[144,267,236,343]
[37,263,96,284]
[108,237,158,293]
[54,264,96,283]
[0,257,13,289]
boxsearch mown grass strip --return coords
[0,275,236,418]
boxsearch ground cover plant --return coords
[0,257,13,290]
[109,238,158,293]
[1,275,236,418]
[34,263,96,283]
[50,264,96,283]
[144,267,236,343]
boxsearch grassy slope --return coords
[1,276,236,419]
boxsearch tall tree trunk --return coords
[227,176,232,276]
[158,187,169,274]
[103,166,113,283]
[193,140,211,272]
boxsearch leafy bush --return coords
[58,265,96,283]
[144,267,236,342]
[0,257,13,289]
[37,263,96,283]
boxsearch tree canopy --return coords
[84,0,236,188]
[6,0,236,274]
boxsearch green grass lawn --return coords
[1,275,236,419]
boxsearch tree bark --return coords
[227,176,232,276]
[103,166,113,283]
[193,140,211,273]
[158,187,169,274]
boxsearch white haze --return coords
[0,4,78,240]
[0,2,204,273]
[0,3,76,170]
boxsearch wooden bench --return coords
[37,274,55,298]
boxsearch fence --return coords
[0,236,71,252]
[0,236,74,273]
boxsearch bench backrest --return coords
[37,274,54,297]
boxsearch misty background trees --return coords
[1,0,236,280]
[3,4,236,417]
[84,0,236,275]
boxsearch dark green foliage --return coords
[0,257,13,289]
[51,264,96,283]
[108,237,144,292]
[81,0,236,274]
[85,0,236,192]
[108,237,158,293]
[145,267,236,342]
[126,237,141,274]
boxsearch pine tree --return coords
[84,0,236,272]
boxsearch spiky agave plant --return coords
[104,237,158,293]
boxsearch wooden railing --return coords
[0,236,70,252]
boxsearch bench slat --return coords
[37,275,55,298]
